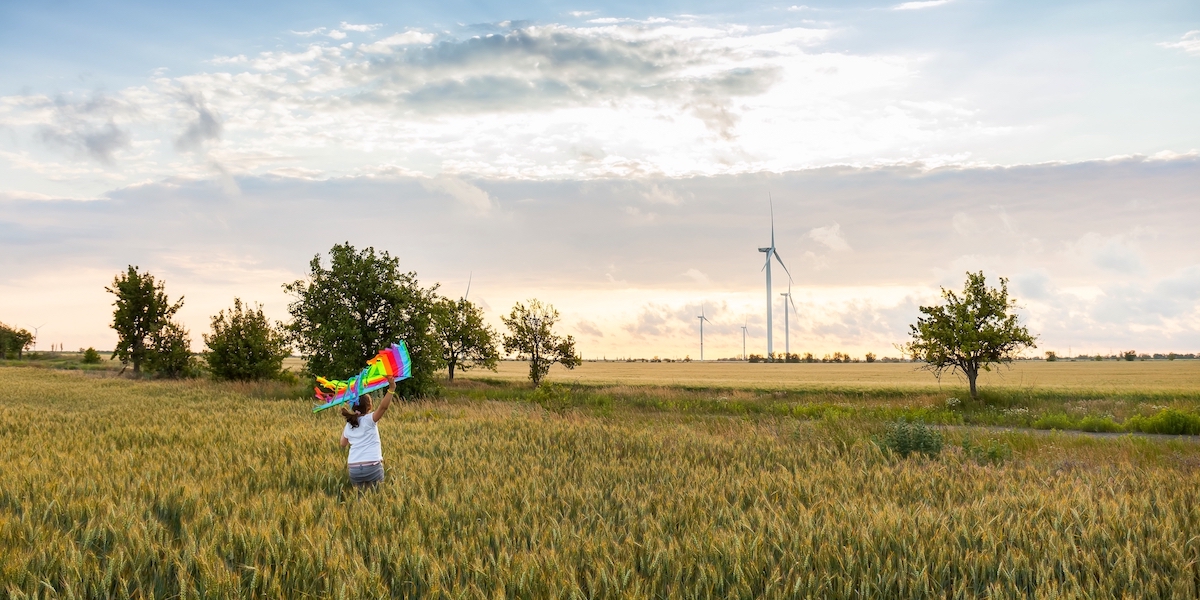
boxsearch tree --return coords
[0,323,34,360]
[144,320,197,378]
[902,271,1037,399]
[501,299,581,387]
[107,266,184,375]
[433,296,499,382]
[204,298,291,381]
[284,243,441,397]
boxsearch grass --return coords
[3,365,1200,598]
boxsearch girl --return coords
[340,372,395,488]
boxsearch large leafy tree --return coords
[433,296,499,382]
[144,320,197,378]
[902,271,1037,398]
[501,299,581,387]
[0,323,34,360]
[204,298,291,381]
[107,266,184,375]
[284,242,441,397]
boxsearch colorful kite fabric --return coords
[312,341,412,413]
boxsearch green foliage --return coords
[501,299,581,386]
[0,322,34,359]
[203,298,291,381]
[284,242,441,397]
[529,382,575,413]
[1045,351,1057,362]
[1078,415,1121,433]
[961,437,1012,465]
[1032,413,1075,430]
[144,320,199,378]
[1123,350,1137,362]
[81,347,102,364]
[902,271,1037,398]
[433,297,499,381]
[106,266,188,376]
[1125,409,1200,435]
[865,352,877,363]
[878,420,944,458]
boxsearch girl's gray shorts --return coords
[349,463,385,486]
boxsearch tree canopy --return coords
[501,299,581,387]
[107,266,185,375]
[0,323,33,360]
[284,242,441,397]
[902,271,1037,398]
[204,298,291,381]
[433,296,499,382]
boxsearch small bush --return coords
[1125,409,1200,436]
[81,347,102,364]
[1032,413,1076,430]
[961,437,1012,465]
[1078,415,1121,433]
[878,421,943,458]
[529,383,574,413]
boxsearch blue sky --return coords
[1,0,1198,357]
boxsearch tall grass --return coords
[2,366,1199,598]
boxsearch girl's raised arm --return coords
[372,373,396,423]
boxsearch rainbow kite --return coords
[312,341,412,413]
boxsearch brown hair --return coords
[340,394,373,428]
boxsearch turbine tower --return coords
[758,198,792,359]
[697,306,711,361]
[780,285,798,358]
[740,323,748,361]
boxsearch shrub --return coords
[1032,413,1076,430]
[204,298,291,382]
[1124,409,1200,435]
[144,321,199,378]
[878,421,944,458]
[81,347,102,364]
[1078,415,1121,433]
[529,383,574,413]
[961,437,1012,465]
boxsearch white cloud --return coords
[340,22,382,32]
[1159,30,1200,56]
[894,0,954,10]
[683,268,711,285]
[419,175,495,213]
[809,223,851,251]
[359,30,437,53]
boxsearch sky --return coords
[1,0,1198,360]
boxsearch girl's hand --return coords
[386,373,396,390]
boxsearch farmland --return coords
[3,363,1200,598]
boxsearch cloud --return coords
[340,22,382,33]
[809,223,850,251]
[419,175,495,213]
[33,93,136,164]
[1067,231,1147,275]
[683,268,711,285]
[1159,31,1200,56]
[360,30,437,53]
[893,0,954,10]
[174,93,222,152]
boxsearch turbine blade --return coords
[773,250,793,280]
[464,272,472,300]
[769,193,775,248]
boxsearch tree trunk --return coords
[448,360,456,382]
[967,368,978,399]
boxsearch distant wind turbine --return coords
[697,306,711,361]
[780,284,798,357]
[758,196,792,359]
[31,323,46,352]
[740,322,748,361]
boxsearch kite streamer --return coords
[312,341,412,413]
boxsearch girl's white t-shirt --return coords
[343,415,383,464]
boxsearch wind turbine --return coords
[758,196,792,359]
[697,306,711,361]
[740,322,748,361]
[780,284,798,358]
[31,323,46,352]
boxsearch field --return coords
[3,363,1200,598]
[471,359,1200,392]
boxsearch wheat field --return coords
[3,366,1200,598]
[468,359,1200,393]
